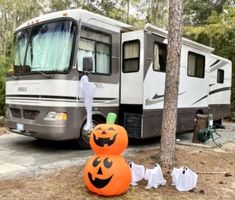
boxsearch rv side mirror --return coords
[83,57,93,72]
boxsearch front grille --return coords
[23,109,40,120]
[124,113,142,138]
[10,108,21,118]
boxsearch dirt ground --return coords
[0,142,234,200]
[0,127,8,135]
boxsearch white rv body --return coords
[120,24,231,138]
[9,9,130,109]
[6,9,130,148]
[121,24,213,109]
[5,9,232,147]
[208,54,232,119]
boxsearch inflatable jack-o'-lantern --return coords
[84,113,131,196]
[84,155,131,196]
[90,123,128,155]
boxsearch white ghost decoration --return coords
[129,161,145,186]
[171,167,181,186]
[144,164,166,189]
[80,75,96,131]
[171,167,198,192]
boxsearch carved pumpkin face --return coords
[90,124,128,155]
[84,155,131,196]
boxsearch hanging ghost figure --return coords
[128,161,145,186]
[80,75,96,131]
[171,166,198,191]
[144,164,166,189]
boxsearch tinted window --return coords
[153,42,167,72]
[123,40,140,73]
[217,69,224,83]
[77,27,111,75]
[187,52,205,78]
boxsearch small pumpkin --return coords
[84,155,131,196]
[90,124,128,155]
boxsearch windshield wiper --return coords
[37,71,51,78]
[8,67,19,79]
[9,73,19,80]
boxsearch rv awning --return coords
[144,23,214,53]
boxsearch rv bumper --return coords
[5,105,82,141]
[6,120,76,141]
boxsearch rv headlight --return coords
[44,112,68,121]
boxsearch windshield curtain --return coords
[77,28,111,75]
[14,20,76,73]
[14,30,30,66]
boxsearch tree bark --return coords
[160,0,183,173]
[3,8,8,57]
[126,0,130,23]
[12,3,17,36]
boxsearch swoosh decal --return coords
[209,87,231,95]
[192,87,231,105]
[145,98,164,106]
[153,94,165,99]
[145,92,186,106]
[192,95,208,105]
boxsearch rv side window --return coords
[123,40,140,73]
[187,52,205,78]
[217,69,224,84]
[77,27,111,75]
[153,42,167,72]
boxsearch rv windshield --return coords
[13,20,76,74]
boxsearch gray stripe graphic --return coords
[210,60,220,68]
[210,61,228,72]
[192,87,231,105]
[145,91,186,106]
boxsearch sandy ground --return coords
[0,127,8,135]
[0,142,234,200]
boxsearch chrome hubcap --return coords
[81,120,98,144]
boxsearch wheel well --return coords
[196,109,204,115]
[93,114,106,123]
[80,114,105,127]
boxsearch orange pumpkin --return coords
[90,124,128,155]
[84,155,131,196]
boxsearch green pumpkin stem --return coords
[106,113,117,124]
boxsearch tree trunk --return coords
[160,0,183,173]
[126,0,130,23]
[3,8,8,57]
[12,3,17,36]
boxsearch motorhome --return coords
[5,9,232,148]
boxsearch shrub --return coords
[0,56,10,116]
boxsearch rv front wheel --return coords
[77,116,104,149]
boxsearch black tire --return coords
[213,119,224,129]
[77,116,104,149]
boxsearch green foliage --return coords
[0,56,9,116]
[45,0,139,25]
[49,0,72,11]
[183,0,231,25]
[131,0,169,28]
